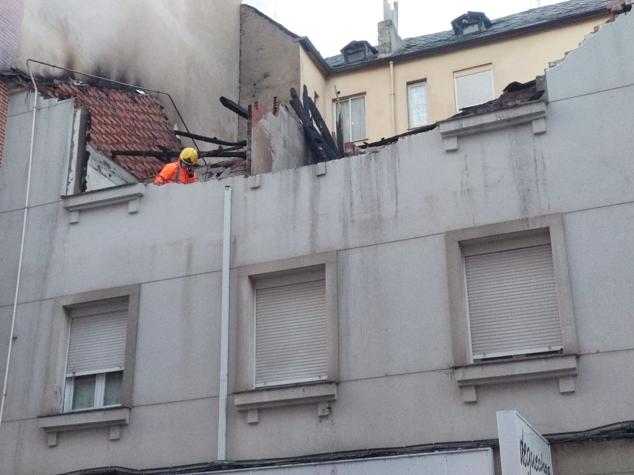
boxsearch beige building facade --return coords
[243,0,611,144]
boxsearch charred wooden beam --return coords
[199,150,246,159]
[174,130,246,147]
[336,111,344,156]
[112,150,177,159]
[290,88,327,164]
[220,96,249,119]
[112,149,246,160]
[303,85,341,160]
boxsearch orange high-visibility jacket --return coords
[153,161,197,185]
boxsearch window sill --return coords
[234,382,337,424]
[438,100,547,151]
[38,407,130,447]
[62,183,145,224]
[454,354,577,403]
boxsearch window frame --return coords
[446,215,578,367]
[252,269,329,388]
[407,80,428,129]
[42,285,141,416]
[62,296,129,413]
[446,216,578,402]
[63,370,124,413]
[453,65,495,112]
[333,94,367,143]
[462,230,563,361]
[234,252,338,415]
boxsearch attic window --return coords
[341,41,377,64]
[451,11,491,35]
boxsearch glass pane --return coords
[72,374,96,410]
[350,96,366,141]
[335,100,351,143]
[408,83,427,128]
[104,371,123,406]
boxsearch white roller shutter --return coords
[67,298,128,374]
[454,69,494,111]
[255,279,328,386]
[465,244,562,360]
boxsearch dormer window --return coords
[451,11,491,36]
[341,41,378,64]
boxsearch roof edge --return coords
[327,6,609,75]
[241,4,332,75]
[241,4,300,40]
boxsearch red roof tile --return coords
[40,81,181,181]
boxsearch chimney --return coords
[378,0,402,57]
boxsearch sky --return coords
[242,0,562,57]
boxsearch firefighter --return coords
[153,147,198,185]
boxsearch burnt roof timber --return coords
[173,130,246,147]
[111,150,246,160]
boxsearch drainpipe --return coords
[389,61,396,135]
[217,185,232,460]
[0,59,39,429]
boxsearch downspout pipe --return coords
[217,185,232,461]
[0,59,39,428]
[389,61,396,136]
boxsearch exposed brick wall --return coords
[0,79,8,169]
[0,0,25,70]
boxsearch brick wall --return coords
[0,0,25,70]
[0,79,8,169]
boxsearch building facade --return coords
[1,6,634,475]
[242,0,611,143]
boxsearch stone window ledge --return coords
[38,407,130,447]
[234,382,337,424]
[454,354,577,403]
[438,101,547,151]
[62,183,145,224]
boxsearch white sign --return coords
[497,410,553,475]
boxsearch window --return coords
[451,12,492,36]
[454,67,494,111]
[446,217,578,402]
[334,95,366,143]
[407,81,428,128]
[340,40,377,64]
[462,231,562,361]
[40,285,140,445]
[234,253,338,419]
[64,297,128,412]
[254,269,328,387]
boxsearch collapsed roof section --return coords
[39,81,181,181]
[0,72,249,190]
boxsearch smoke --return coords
[16,0,241,140]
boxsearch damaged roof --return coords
[39,81,182,181]
[325,0,612,72]
[451,79,546,118]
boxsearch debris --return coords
[289,86,342,164]
[220,96,249,119]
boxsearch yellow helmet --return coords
[179,147,198,166]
